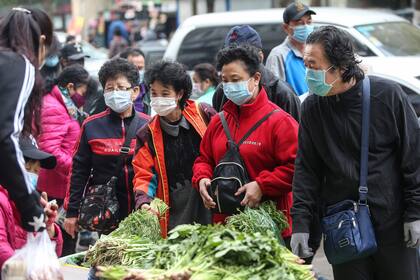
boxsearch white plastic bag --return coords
[2,231,64,280]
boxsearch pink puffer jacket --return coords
[0,186,63,268]
[37,86,81,200]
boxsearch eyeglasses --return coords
[104,86,133,94]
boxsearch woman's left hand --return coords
[40,192,58,238]
[235,181,262,208]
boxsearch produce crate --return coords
[60,252,90,280]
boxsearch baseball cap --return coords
[283,2,316,24]
[60,43,90,61]
[224,25,263,49]
[19,135,56,169]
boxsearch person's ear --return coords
[283,23,291,34]
[253,72,262,85]
[131,86,140,101]
[67,83,75,93]
[258,50,264,63]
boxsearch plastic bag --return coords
[2,231,64,280]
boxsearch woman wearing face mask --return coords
[192,45,299,244]
[37,64,90,207]
[0,7,54,233]
[63,58,150,239]
[191,63,219,103]
[132,60,216,236]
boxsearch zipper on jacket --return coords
[215,185,222,213]
[121,119,132,213]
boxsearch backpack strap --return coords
[237,109,280,145]
[219,112,234,142]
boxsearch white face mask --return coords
[150,96,177,117]
[104,90,133,113]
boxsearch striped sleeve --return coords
[0,53,45,232]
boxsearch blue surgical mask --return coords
[27,172,38,189]
[138,70,145,84]
[305,65,338,97]
[293,24,314,43]
[223,79,256,106]
[104,90,133,113]
[44,55,59,67]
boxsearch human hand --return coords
[198,178,215,209]
[404,220,420,248]
[141,204,159,216]
[291,233,314,258]
[63,217,78,239]
[235,181,262,208]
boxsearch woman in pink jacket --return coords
[37,65,90,205]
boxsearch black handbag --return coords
[321,77,378,265]
[78,115,140,234]
[209,110,279,215]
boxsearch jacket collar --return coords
[285,37,303,58]
[223,87,270,119]
[109,106,136,120]
[260,64,278,88]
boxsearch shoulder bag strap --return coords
[113,114,141,177]
[359,76,371,204]
[237,109,280,146]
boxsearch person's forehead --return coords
[289,13,312,24]
[105,75,131,86]
[150,80,174,91]
[221,60,248,74]
[128,54,145,62]
[304,43,324,62]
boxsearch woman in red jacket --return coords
[192,45,299,242]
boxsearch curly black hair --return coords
[216,45,260,76]
[145,60,192,110]
[98,57,139,88]
[306,25,364,83]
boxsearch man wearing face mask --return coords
[63,58,150,240]
[120,48,151,115]
[132,60,216,236]
[266,2,315,97]
[213,25,301,122]
[291,26,420,279]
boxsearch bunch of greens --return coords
[90,201,314,280]
[226,201,289,239]
[110,199,169,242]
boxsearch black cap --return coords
[224,25,263,49]
[283,2,316,24]
[60,43,90,60]
[19,135,56,169]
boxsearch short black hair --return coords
[307,25,364,83]
[193,63,220,87]
[120,47,145,59]
[98,58,139,88]
[145,60,192,110]
[114,27,122,37]
[54,64,89,90]
[216,45,260,76]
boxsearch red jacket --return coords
[192,88,298,237]
[0,187,63,267]
[37,86,81,199]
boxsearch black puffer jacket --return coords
[212,64,301,122]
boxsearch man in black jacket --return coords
[212,25,301,122]
[291,26,420,280]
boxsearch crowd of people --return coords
[0,2,419,280]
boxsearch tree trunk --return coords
[414,0,420,25]
[191,0,198,15]
[206,0,216,13]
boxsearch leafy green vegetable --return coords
[90,200,314,280]
[110,198,168,242]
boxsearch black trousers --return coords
[332,225,420,280]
